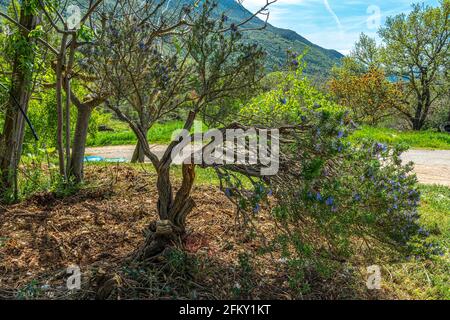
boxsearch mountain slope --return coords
[0,0,344,74]
[212,0,344,74]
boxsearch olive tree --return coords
[91,0,194,164]
[378,1,449,130]
[90,0,272,259]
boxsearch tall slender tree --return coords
[37,0,104,179]
[0,0,38,201]
[0,0,105,197]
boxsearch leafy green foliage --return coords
[329,60,404,125]
[366,1,449,130]
[241,54,339,124]
[24,87,106,151]
[232,61,437,290]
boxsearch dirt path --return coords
[86,144,167,161]
[85,145,450,187]
[401,150,450,186]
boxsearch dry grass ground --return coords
[0,165,445,300]
[0,165,290,299]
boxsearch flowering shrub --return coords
[227,59,439,291]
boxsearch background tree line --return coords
[329,1,449,131]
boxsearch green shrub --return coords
[230,60,437,293]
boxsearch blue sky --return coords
[242,0,440,54]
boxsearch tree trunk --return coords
[65,39,76,180]
[136,164,196,261]
[412,118,423,131]
[411,98,429,130]
[69,105,93,183]
[56,34,68,178]
[411,99,423,130]
[0,8,37,201]
[156,165,173,220]
[168,163,196,232]
[131,124,150,163]
[131,140,146,163]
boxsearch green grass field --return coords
[87,121,184,147]
[350,126,450,150]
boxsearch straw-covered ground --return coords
[0,165,447,300]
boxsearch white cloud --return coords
[243,0,305,9]
[241,0,309,25]
[242,0,306,14]
[240,0,439,55]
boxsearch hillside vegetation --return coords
[210,0,343,74]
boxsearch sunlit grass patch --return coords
[350,126,450,150]
[87,121,185,147]
[419,185,450,249]
[383,184,449,300]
